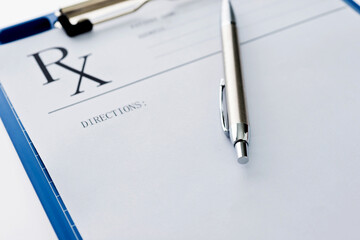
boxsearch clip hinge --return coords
[58,0,151,37]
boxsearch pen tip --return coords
[235,141,249,164]
[222,0,236,24]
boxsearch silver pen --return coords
[220,0,249,164]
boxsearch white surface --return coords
[0,0,76,28]
[1,0,360,239]
[0,122,56,240]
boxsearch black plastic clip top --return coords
[58,14,93,37]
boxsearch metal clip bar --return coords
[61,0,129,18]
[58,0,151,37]
[94,0,151,25]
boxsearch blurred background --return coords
[0,0,76,28]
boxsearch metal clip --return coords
[220,78,230,138]
[58,0,152,37]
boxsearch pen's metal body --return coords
[221,0,249,164]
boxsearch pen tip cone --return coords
[222,0,236,24]
[235,141,249,164]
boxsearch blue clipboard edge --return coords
[343,0,360,13]
[0,83,82,240]
[0,13,57,45]
[0,13,82,239]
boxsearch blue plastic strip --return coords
[0,83,82,240]
[343,0,360,14]
[0,13,57,45]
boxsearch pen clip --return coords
[220,78,230,138]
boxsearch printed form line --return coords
[48,6,346,115]
[48,51,221,114]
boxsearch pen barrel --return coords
[221,23,248,129]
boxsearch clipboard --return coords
[1,0,360,239]
[0,1,151,239]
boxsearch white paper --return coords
[1,0,360,239]
[0,122,57,240]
